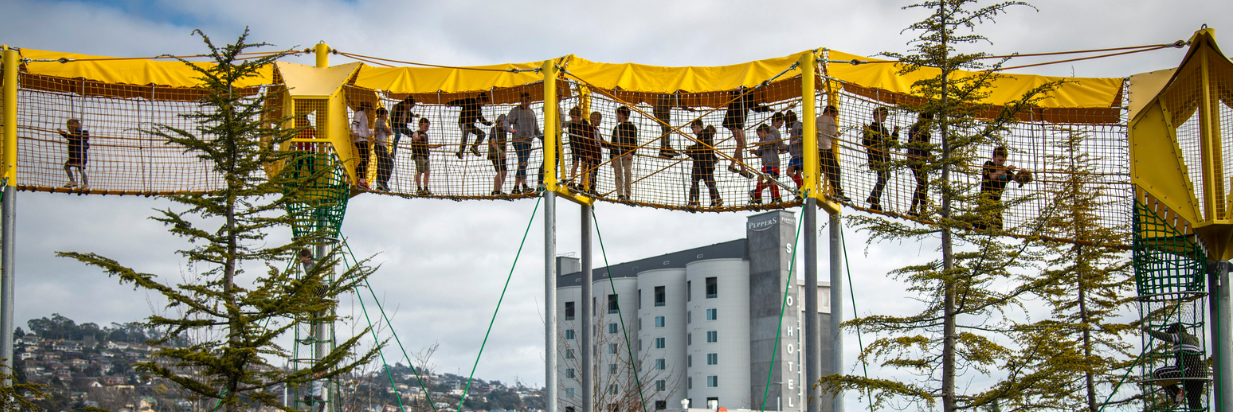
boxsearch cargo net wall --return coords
[1133,199,1211,411]
[10,72,278,195]
[825,79,1132,241]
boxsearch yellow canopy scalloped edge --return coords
[16,47,1125,109]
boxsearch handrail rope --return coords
[338,238,440,412]
[995,45,1174,72]
[334,52,395,68]
[20,49,301,64]
[456,196,543,412]
[589,207,651,412]
[333,51,540,73]
[559,72,799,195]
[760,203,807,412]
[837,225,874,410]
[980,42,1185,60]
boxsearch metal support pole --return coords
[1210,261,1232,412]
[804,199,819,412]
[1,45,18,385]
[580,204,593,412]
[315,241,331,411]
[545,190,558,412]
[829,213,844,412]
[543,59,561,412]
[315,42,330,68]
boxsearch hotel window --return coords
[655,337,665,349]
[565,302,575,320]
[608,294,619,314]
[565,329,575,340]
[707,376,718,387]
[566,368,575,378]
[707,331,717,343]
[608,323,618,334]
[706,277,717,298]
[707,353,718,365]
[655,316,665,328]
[655,359,665,370]
[654,286,665,306]
[706,308,717,320]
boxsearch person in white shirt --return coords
[817,105,849,202]
[350,101,374,189]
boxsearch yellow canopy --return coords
[16,46,1126,110]
[18,48,273,88]
[825,50,1124,109]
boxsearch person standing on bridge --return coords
[350,101,374,190]
[721,86,773,178]
[506,92,541,195]
[447,92,492,158]
[863,106,899,211]
[58,118,90,191]
[390,96,418,158]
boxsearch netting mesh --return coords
[1133,198,1211,411]
[282,152,350,240]
[2,57,1140,246]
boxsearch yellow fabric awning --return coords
[825,50,1125,109]
[15,46,1127,110]
[18,48,273,88]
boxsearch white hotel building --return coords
[556,211,834,412]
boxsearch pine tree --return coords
[817,1,1066,411]
[57,29,377,412]
[995,128,1136,411]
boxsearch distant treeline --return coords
[19,313,166,343]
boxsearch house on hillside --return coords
[105,341,130,351]
[52,341,80,352]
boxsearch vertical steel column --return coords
[1211,261,1232,412]
[829,214,843,412]
[314,241,331,411]
[542,59,560,412]
[580,205,593,412]
[1,45,18,385]
[544,191,558,412]
[804,200,819,412]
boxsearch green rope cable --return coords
[211,259,295,412]
[456,197,543,412]
[590,207,650,412]
[760,204,807,412]
[338,239,440,412]
[1095,302,1185,412]
[838,225,874,410]
[341,254,410,412]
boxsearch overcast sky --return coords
[4,0,1232,406]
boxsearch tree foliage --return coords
[816,1,1074,411]
[56,29,378,412]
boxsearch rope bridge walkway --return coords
[1,45,1143,246]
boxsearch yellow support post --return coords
[315,42,330,68]
[801,50,818,200]
[542,59,558,192]
[1198,44,1226,221]
[2,45,16,185]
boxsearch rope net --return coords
[1133,198,1210,411]
[3,56,1136,245]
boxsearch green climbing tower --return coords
[1134,200,1210,411]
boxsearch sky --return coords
[3,0,1233,406]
